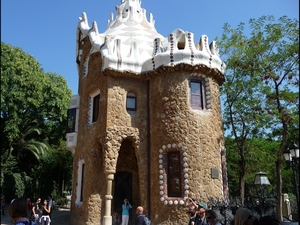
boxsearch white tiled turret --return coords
[76,0,225,75]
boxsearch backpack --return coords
[143,215,151,225]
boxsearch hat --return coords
[192,198,199,202]
[198,202,208,210]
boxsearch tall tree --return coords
[218,16,299,220]
[1,42,72,198]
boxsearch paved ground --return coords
[1,207,70,225]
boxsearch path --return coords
[1,207,70,225]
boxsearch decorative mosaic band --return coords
[159,143,188,205]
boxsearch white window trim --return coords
[87,90,100,125]
[75,158,85,207]
[158,143,188,205]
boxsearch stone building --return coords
[66,0,228,224]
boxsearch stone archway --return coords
[113,139,139,225]
[102,127,140,225]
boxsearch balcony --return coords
[66,132,77,154]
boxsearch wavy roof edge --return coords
[75,0,226,76]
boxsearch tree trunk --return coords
[276,159,283,221]
[239,154,246,204]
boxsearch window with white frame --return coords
[67,108,76,133]
[158,143,189,205]
[88,90,100,125]
[75,159,85,206]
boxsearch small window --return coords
[76,159,85,206]
[67,108,76,133]
[126,92,136,111]
[190,80,205,110]
[92,94,100,122]
[167,152,181,197]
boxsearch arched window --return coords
[126,92,136,111]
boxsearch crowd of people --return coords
[1,194,55,225]
[3,193,282,225]
[111,197,282,225]
[185,197,281,225]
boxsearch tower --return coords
[66,1,227,224]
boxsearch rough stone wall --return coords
[70,38,108,225]
[71,36,225,225]
[104,75,150,210]
[149,69,224,224]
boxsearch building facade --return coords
[66,1,228,224]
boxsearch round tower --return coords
[66,0,227,224]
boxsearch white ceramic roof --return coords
[76,0,225,75]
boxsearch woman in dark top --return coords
[39,199,51,225]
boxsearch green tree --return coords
[218,16,299,220]
[1,42,73,198]
[34,140,73,198]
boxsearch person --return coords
[26,198,33,220]
[188,209,196,225]
[8,197,37,225]
[185,197,199,213]
[205,209,222,225]
[234,208,254,225]
[186,197,201,225]
[32,198,41,224]
[187,206,197,225]
[121,198,131,225]
[194,207,208,225]
[47,195,54,218]
[1,194,5,215]
[39,199,51,225]
[112,210,120,225]
[135,206,145,225]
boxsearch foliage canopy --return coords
[1,42,73,200]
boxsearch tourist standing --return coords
[135,206,145,225]
[47,195,54,219]
[195,207,208,225]
[121,199,131,225]
[40,199,51,225]
[205,209,222,225]
[32,198,41,224]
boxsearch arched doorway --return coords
[113,139,139,225]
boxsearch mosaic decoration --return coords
[152,38,159,70]
[169,34,174,66]
[188,32,194,65]
[158,143,188,205]
[76,0,226,75]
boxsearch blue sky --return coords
[2,0,299,94]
